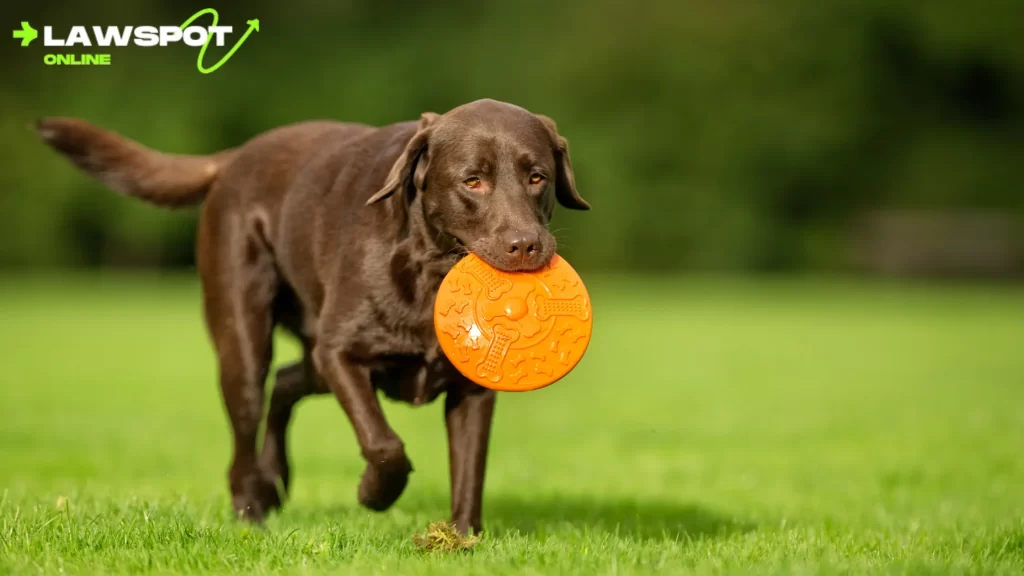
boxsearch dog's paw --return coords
[231,470,283,522]
[358,454,413,511]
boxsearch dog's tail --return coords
[36,117,233,207]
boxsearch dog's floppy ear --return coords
[536,114,590,210]
[366,112,439,205]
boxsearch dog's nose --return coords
[502,230,542,266]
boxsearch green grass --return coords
[1,274,1023,574]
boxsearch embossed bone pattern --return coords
[434,253,593,392]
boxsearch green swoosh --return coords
[180,8,258,74]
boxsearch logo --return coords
[11,8,258,74]
[12,21,37,46]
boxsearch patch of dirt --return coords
[412,521,481,552]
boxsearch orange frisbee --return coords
[434,253,593,392]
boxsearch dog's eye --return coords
[464,177,482,190]
[529,173,546,185]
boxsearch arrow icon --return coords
[180,9,259,74]
[12,21,37,47]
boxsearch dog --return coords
[37,99,589,534]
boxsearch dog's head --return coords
[366,99,589,272]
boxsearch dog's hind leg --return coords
[197,198,281,523]
[260,354,326,496]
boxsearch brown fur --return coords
[37,99,589,534]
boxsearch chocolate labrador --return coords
[37,99,589,534]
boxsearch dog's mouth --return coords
[449,234,554,272]
[473,245,555,273]
[446,235,471,262]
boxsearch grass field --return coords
[1,274,1023,574]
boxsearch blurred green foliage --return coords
[1,0,1021,271]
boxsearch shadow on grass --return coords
[297,493,752,542]
[485,495,754,541]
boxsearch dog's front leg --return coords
[445,378,497,534]
[314,345,412,511]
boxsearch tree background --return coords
[1,0,1021,275]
